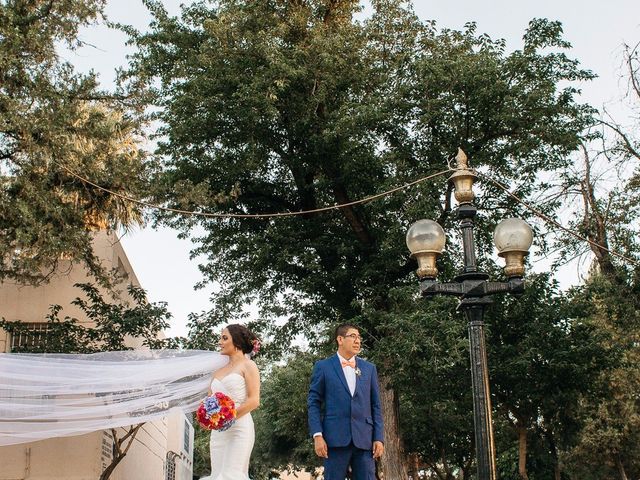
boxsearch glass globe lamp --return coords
[493,218,533,278]
[406,219,446,278]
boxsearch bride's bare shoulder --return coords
[246,357,258,369]
[242,358,259,374]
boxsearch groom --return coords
[307,324,384,480]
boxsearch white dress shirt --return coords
[337,353,357,397]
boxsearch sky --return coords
[63,1,640,337]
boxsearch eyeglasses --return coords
[341,334,362,341]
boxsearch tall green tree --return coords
[0,0,150,285]
[251,351,320,479]
[125,0,595,473]
[487,274,613,480]
[372,292,475,479]
[561,274,640,480]
[551,40,640,480]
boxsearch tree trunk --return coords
[615,453,628,480]
[441,448,455,480]
[99,424,144,480]
[543,426,561,480]
[462,454,474,480]
[99,455,126,480]
[578,144,618,279]
[407,452,420,480]
[426,462,447,480]
[378,375,408,479]
[517,423,529,480]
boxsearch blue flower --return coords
[203,396,221,415]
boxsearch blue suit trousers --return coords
[324,443,375,480]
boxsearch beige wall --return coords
[0,230,154,352]
[0,413,192,480]
[106,420,169,480]
[0,433,103,480]
[1,231,140,333]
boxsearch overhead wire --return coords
[59,162,639,267]
[478,172,639,267]
[59,163,454,219]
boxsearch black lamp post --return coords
[405,149,533,480]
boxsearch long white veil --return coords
[0,349,228,446]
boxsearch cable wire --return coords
[59,164,453,219]
[479,172,640,267]
[58,162,639,267]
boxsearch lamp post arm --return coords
[420,278,525,298]
[420,280,466,296]
[465,278,525,297]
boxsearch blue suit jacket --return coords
[307,354,384,449]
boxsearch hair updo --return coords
[226,324,259,355]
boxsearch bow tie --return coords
[341,359,356,369]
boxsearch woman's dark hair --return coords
[226,324,258,355]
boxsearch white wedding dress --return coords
[200,373,254,480]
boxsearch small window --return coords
[183,419,190,453]
[101,432,113,471]
[10,322,51,351]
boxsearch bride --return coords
[200,324,261,480]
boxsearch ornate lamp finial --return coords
[456,148,469,169]
[449,148,476,204]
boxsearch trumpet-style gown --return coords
[200,373,254,480]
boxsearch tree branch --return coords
[578,143,617,277]
[601,119,640,161]
[623,42,640,100]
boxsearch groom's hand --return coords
[372,441,384,459]
[314,435,328,458]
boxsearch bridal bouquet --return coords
[196,392,237,431]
